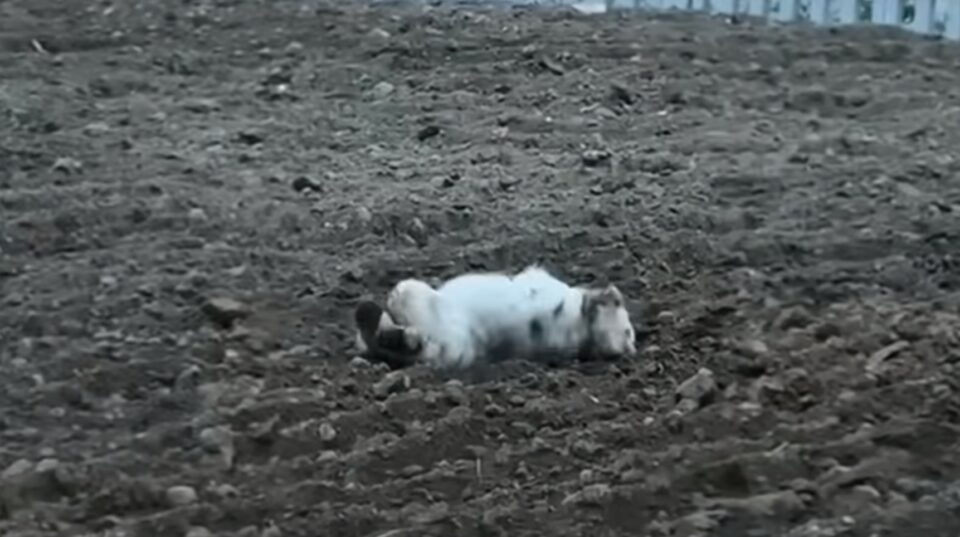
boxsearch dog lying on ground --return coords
[354,265,639,370]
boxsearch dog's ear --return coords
[581,285,624,322]
[355,301,418,370]
[355,301,385,347]
[597,284,623,307]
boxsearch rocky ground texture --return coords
[2,0,960,535]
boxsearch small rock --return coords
[497,175,522,191]
[423,390,442,407]
[373,371,410,399]
[258,83,298,102]
[484,403,506,417]
[416,125,441,141]
[202,297,250,328]
[318,422,337,442]
[199,426,235,468]
[736,339,769,358]
[187,208,208,222]
[349,356,371,369]
[83,121,111,136]
[355,206,373,224]
[675,367,717,410]
[175,365,202,391]
[538,57,565,75]
[704,489,805,519]
[562,483,612,506]
[570,438,603,458]
[368,28,390,40]
[431,175,456,189]
[594,106,618,119]
[775,306,813,330]
[292,176,322,193]
[865,340,909,373]
[401,464,425,478]
[237,526,259,537]
[443,406,473,426]
[656,310,677,325]
[186,527,213,537]
[895,476,938,498]
[212,483,239,499]
[51,157,83,174]
[261,521,282,537]
[2,459,33,479]
[166,485,198,506]
[34,458,59,473]
[408,217,428,246]
[250,414,280,442]
[581,149,611,167]
[443,381,468,406]
[579,469,596,484]
[620,468,646,483]
[671,509,729,535]
[787,85,830,112]
[284,41,304,55]
[316,450,338,463]
[408,501,450,525]
[236,129,265,145]
[853,483,882,501]
[609,82,634,104]
[182,98,222,113]
[371,81,396,99]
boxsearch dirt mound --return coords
[2,1,960,535]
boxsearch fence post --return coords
[712,0,738,14]
[873,0,903,26]
[836,0,857,24]
[949,2,960,40]
[745,0,770,17]
[776,0,799,22]
[808,0,829,24]
[909,0,935,35]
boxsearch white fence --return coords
[576,0,960,41]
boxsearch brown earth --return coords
[2,0,960,535]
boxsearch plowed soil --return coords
[2,1,960,536]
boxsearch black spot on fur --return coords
[529,318,544,342]
[582,293,600,323]
[552,301,564,318]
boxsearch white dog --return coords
[354,265,638,369]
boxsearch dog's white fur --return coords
[356,265,637,369]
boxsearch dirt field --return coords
[2,0,960,535]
